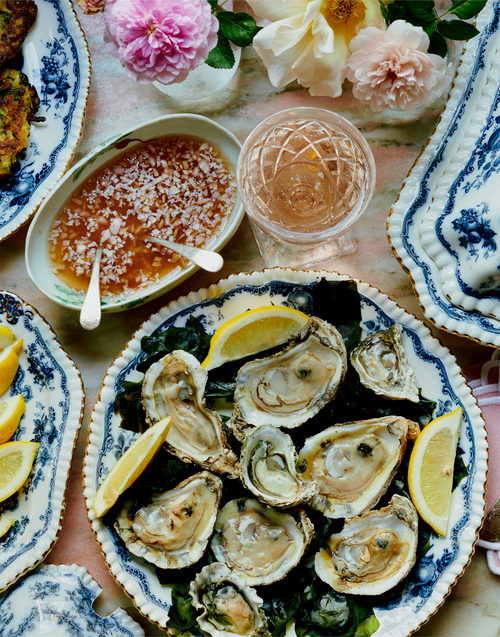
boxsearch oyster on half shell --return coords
[240,425,317,508]
[115,471,222,569]
[315,495,418,595]
[231,317,347,440]
[211,498,314,586]
[350,323,419,402]
[190,563,269,637]
[298,416,412,519]
[141,350,239,477]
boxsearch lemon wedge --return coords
[0,513,15,539]
[93,417,172,518]
[408,407,462,536]
[0,326,15,351]
[201,306,310,371]
[0,394,25,445]
[0,441,39,503]
[0,345,20,398]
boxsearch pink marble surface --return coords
[1,1,499,635]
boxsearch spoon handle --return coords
[80,248,103,330]
[146,236,224,273]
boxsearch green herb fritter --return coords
[0,67,40,179]
[0,0,37,67]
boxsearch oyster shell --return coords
[211,498,314,586]
[297,416,411,519]
[115,471,222,569]
[231,317,347,439]
[240,425,317,508]
[350,323,419,402]
[141,350,239,477]
[190,563,269,637]
[315,495,418,595]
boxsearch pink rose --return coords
[104,0,219,84]
[346,20,449,111]
[78,0,106,14]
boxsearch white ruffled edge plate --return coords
[83,268,487,637]
[0,563,144,636]
[0,291,85,592]
[0,0,91,243]
[387,0,500,346]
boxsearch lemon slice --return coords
[0,441,39,503]
[0,394,25,445]
[0,513,15,539]
[93,417,172,518]
[201,306,310,371]
[0,326,15,351]
[0,345,20,397]
[408,407,462,536]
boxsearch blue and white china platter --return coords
[83,269,487,637]
[0,0,91,243]
[388,0,500,346]
[0,291,85,592]
[0,563,144,636]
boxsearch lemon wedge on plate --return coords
[201,306,310,371]
[0,441,39,503]
[0,394,25,444]
[408,407,462,536]
[0,326,15,351]
[93,417,172,518]
[0,513,15,539]
[0,345,20,397]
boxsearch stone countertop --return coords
[1,2,499,635]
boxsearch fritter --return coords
[0,0,37,67]
[0,67,40,179]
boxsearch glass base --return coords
[250,220,356,268]
[153,47,241,101]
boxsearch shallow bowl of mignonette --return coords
[25,113,243,313]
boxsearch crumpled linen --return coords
[465,352,500,575]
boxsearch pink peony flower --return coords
[104,0,219,84]
[78,0,106,14]
[346,20,449,111]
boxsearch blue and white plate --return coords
[83,269,487,637]
[388,0,500,346]
[0,563,144,636]
[0,0,91,243]
[0,291,85,592]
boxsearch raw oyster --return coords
[297,416,411,519]
[315,495,418,595]
[350,323,419,402]
[231,317,347,439]
[211,498,314,586]
[240,425,317,508]
[190,563,269,637]
[115,471,222,569]
[141,350,239,477]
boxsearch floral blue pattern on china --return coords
[0,291,84,593]
[388,0,500,346]
[0,563,144,636]
[83,270,487,637]
[0,0,90,243]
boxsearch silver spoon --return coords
[145,236,224,273]
[80,247,103,330]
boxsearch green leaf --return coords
[428,30,449,57]
[406,0,436,23]
[205,34,235,69]
[217,10,262,47]
[113,379,147,433]
[379,0,389,21]
[450,0,487,19]
[437,19,480,39]
[207,0,218,10]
